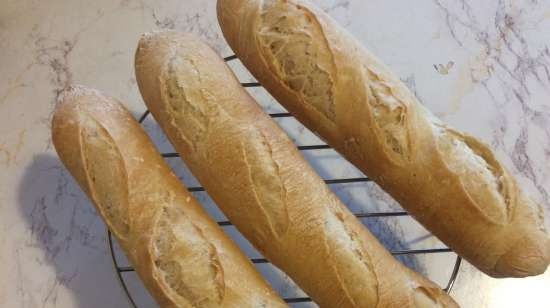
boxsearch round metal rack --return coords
[108,54,462,307]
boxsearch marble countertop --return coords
[1,0,549,307]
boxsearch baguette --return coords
[51,85,287,308]
[135,31,459,308]
[216,0,550,278]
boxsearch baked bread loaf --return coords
[52,86,287,308]
[217,0,550,278]
[135,31,459,308]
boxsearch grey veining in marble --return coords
[1,0,549,307]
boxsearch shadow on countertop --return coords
[17,153,130,308]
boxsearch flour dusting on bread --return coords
[258,1,336,121]
[81,114,130,239]
[153,206,225,307]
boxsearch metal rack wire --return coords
[107,54,462,307]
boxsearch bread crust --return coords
[135,30,459,308]
[52,85,287,308]
[217,0,550,278]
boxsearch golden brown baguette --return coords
[216,0,550,278]
[135,30,459,308]
[51,85,288,308]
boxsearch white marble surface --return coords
[1,0,549,307]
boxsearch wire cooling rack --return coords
[108,54,462,307]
